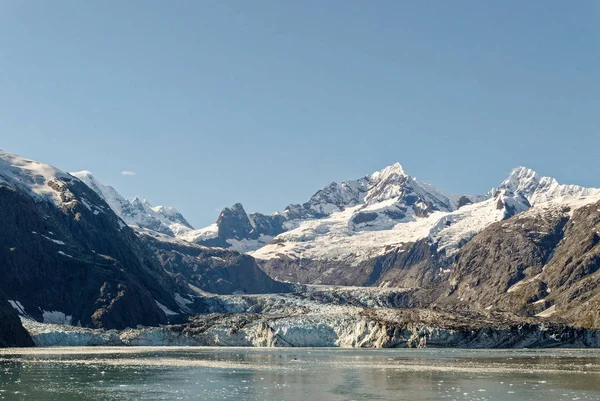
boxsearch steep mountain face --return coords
[71,171,193,236]
[141,234,292,295]
[443,203,570,313]
[0,151,188,330]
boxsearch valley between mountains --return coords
[2,149,600,348]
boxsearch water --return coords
[0,347,599,400]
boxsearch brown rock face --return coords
[539,201,600,327]
[444,206,569,312]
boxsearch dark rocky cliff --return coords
[0,295,33,347]
[0,171,186,330]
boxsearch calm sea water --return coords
[0,347,599,400]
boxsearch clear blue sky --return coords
[1,1,598,227]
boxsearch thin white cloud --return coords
[121,170,137,176]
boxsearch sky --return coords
[1,1,599,227]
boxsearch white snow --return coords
[535,305,557,318]
[155,300,179,316]
[8,300,27,316]
[506,273,542,293]
[57,251,74,258]
[251,194,514,264]
[41,235,66,245]
[179,223,219,242]
[250,166,600,265]
[495,167,600,206]
[174,293,194,313]
[226,235,274,253]
[0,150,75,206]
[80,197,104,215]
[42,310,74,325]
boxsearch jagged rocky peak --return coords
[365,162,409,204]
[364,162,454,216]
[216,202,256,240]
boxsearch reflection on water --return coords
[0,347,599,400]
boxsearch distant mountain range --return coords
[73,158,600,271]
[2,149,600,347]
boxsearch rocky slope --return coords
[0,151,190,330]
[140,233,292,295]
[443,197,600,328]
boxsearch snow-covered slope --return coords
[0,150,81,207]
[251,166,600,265]
[189,162,473,253]
[71,171,193,236]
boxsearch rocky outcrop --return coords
[538,201,600,327]
[0,296,33,347]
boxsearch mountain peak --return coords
[216,203,255,240]
[508,166,540,181]
[496,166,600,206]
[371,162,406,181]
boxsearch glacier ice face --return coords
[22,286,600,349]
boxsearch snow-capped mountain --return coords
[183,162,479,253]
[70,171,194,236]
[188,162,514,257]
[0,150,190,330]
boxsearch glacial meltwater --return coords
[0,347,599,400]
